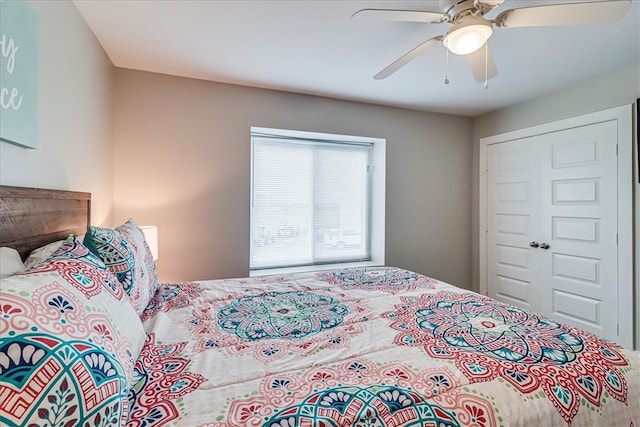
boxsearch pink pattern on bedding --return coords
[209,358,496,426]
[383,290,631,425]
[127,333,207,427]
[130,267,640,427]
[1,284,129,363]
[140,282,203,322]
[22,259,124,300]
[19,235,125,301]
[0,281,140,426]
[317,266,437,294]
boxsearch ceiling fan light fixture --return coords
[443,17,493,55]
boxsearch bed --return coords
[1,185,638,427]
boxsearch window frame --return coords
[249,127,385,276]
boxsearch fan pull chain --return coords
[484,43,489,90]
[444,48,450,85]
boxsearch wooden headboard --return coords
[0,185,91,260]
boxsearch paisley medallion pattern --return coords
[124,267,640,426]
[217,290,347,340]
[217,358,496,427]
[20,236,124,301]
[317,267,437,294]
[184,289,370,363]
[0,335,128,427]
[140,282,203,322]
[382,291,631,425]
[0,272,144,427]
[83,225,136,293]
[83,219,159,315]
[127,333,207,427]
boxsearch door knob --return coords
[529,241,539,248]
[539,242,550,250]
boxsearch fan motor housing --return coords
[439,0,504,19]
[439,0,476,18]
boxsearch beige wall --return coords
[113,69,473,286]
[472,63,640,348]
[0,1,114,225]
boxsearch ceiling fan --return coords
[352,0,631,85]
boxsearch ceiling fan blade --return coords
[374,36,442,80]
[465,43,498,83]
[494,0,631,28]
[352,9,447,23]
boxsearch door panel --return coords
[495,275,530,305]
[552,252,600,284]
[552,289,601,326]
[552,179,599,204]
[496,181,530,203]
[552,217,599,243]
[496,214,529,235]
[496,245,529,268]
[551,139,599,168]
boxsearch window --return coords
[250,127,385,274]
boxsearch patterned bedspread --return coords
[129,267,640,426]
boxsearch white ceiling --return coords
[74,0,640,117]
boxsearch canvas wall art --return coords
[0,0,39,149]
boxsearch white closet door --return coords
[487,139,541,310]
[486,120,619,342]
[537,121,618,338]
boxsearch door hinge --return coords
[616,144,618,156]
[617,323,620,335]
[616,233,619,245]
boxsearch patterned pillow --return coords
[0,235,146,426]
[83,227,136,295]
[84,218,158,315]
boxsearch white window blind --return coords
[250,131,372,271]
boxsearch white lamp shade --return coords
[140,225,159,260]
[443,19,493,55]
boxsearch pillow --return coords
[83,218,158,315]
[23,239,64,270]
[0,235,146,426]
[0,247,25,278]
